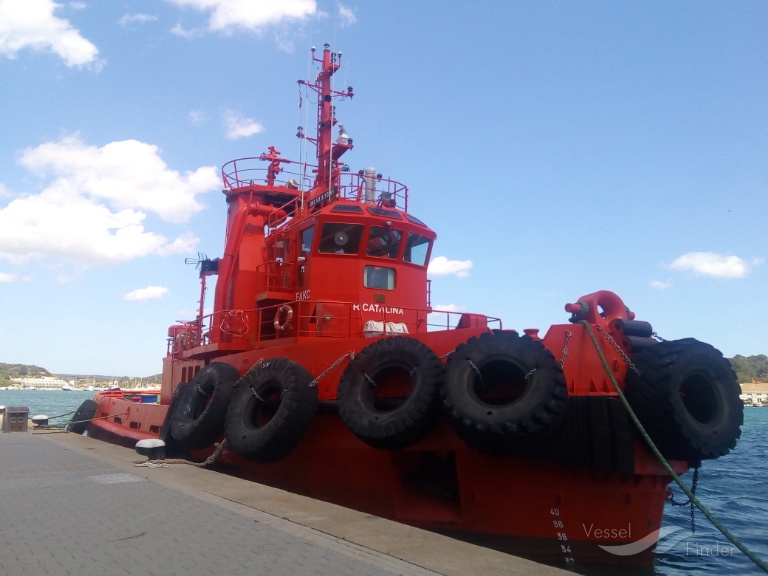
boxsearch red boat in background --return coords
[73,45,743,569]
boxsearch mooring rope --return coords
[135,439,229,469]
[580,320,768,574]
[32,411,132,432]
[47,409,77,420]
[68,412,129,426]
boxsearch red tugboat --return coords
[77,45,743,568]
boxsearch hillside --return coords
[0,362,160,386]
[0,363,51,386]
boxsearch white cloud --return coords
[18,135,218,223]
[0,0,100,67]
[0,271,31,282]
[428,256,473,278]
[189,109,207,125]
[650,279,671,289]
[0,135,218,267]
[156,232,199,256]
[432,303,464,312]
[224,110,264,140]
[337,3,356,26]
[123,285,170,302]
[0,194,176,265]
[118,13,158,27]
[668,252,762,279]
[170,23,201,39]
[166,0,316,32]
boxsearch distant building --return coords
[11,376,71,390]
[740,381,768,406]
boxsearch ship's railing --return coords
[167,321,202,358]
[221,158,409,212]
[222,158,314,191]
[335,172,409,213]
[167,300,500,356]
[254,260,303,294]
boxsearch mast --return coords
[299,44,354,204]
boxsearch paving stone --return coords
[0,433,440,576]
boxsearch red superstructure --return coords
[80,45,743,569]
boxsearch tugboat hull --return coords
[86,396,676,568]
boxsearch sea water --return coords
[654,407,768,576]
[0,389,96,425]
[2,390,766,575]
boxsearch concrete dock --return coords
[0,430,571,576]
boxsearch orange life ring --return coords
[273,304,294,332]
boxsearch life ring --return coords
[225,358,317,462]
[171,362,239,449]
[443,332,568,453]
[273,304,293,332]
[175,328,196,350]
[624,338,743,463]
[67,399,98,434]
[220,310,249,336]
[337,336,443,450]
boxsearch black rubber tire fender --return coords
[224,358,317,463]
[443,332,568,450]
[68,399,98,434]
[337,336,444,450]
[171,362,239,449]
[625,338,743,463]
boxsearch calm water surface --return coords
[2,391,766,575]
[0,389,96,423]
[653,407,768,576]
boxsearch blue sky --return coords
[0,0,766,376]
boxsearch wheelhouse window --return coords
[404,233,431,266]
[301,226,315,255]
[366,226,403,259]
[364,266,395,290]
[368,207,401,218]
[331,205,364,213]
[318,223,363,254]
[274,238,288,262]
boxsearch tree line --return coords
[729,355,768,384]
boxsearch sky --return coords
[0,0,766,376]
